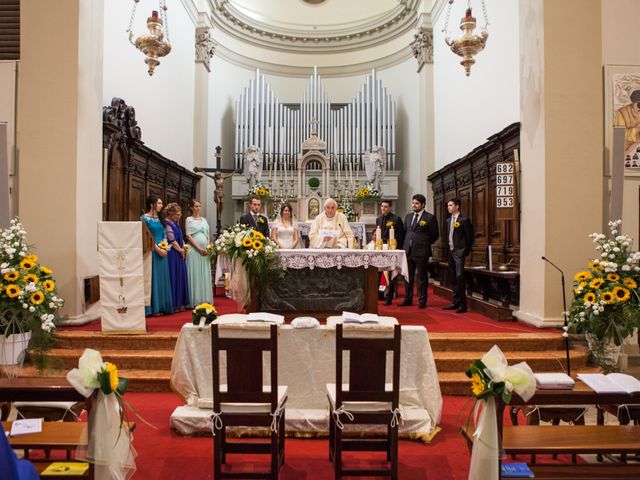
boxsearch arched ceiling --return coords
[206,0,427,75]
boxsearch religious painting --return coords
[308,197,320,220]
[605,65,640,171]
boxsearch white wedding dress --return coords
[274,223,298,249]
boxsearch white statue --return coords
[243,145,263,188]
[364,146,386,191]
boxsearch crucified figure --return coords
[196,169,237,219]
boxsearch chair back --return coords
[211,323,278,412]
[335,323,401,408]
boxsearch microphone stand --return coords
[541,256,571,376]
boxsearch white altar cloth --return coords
[169,316,442,440]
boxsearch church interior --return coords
[2,0,640,479]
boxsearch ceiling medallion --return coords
[442,0,489,77]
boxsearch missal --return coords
[9,418,42,436]
[341,311,379,324]
[533,373,575,389]
[41,462,90,476]
[246,312,285,324]
[577,373,640,394]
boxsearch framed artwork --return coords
[605,65,640,174]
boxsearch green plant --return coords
[308,177,320,189]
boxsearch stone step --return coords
[48,348,175,371]
[53,331,179,351]
[427,332,566,351]
[18,366,173,393]
[433,347,589,373]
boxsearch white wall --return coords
[602,0,640,247]
[102,1,195,167]
[207,56,422,225]
[0,61,17,223]
[432,0,520,168]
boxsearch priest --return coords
[309,198,355,248]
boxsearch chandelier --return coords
[127,0,172,76]
[442,0,489,76]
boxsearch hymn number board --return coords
[495,162,516,220]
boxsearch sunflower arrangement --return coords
[354,182,381,201]
[192,302,217,330]
[213,224,283,301]
[569,220,640,368]
[0,218,64,339]
[246,182,271,201]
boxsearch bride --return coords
[271,202,300,249]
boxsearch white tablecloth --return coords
[169,316,442,441]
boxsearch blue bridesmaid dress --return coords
[141,215,173,316]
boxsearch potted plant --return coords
[568,220,640,372]
[308,177,320,190]
[0,218,64,367]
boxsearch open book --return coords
[577,373,640,394]
[534,373,575,389]
[10,418,43,436]
[246,312,285,325]
[341,311,379,324]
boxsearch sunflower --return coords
[252,240,264,250]
[19,259,35,270]
[252,230,265,239]
[607,273,620,282]
[470,373,485,396]
[25,254,39,263]
[5,284,21,298]
[42,279,55,292]
[579,281,587,288]
[589,278,604,289]
[574,271,592,282]
[623,278,638,289]
[30,291,44,304]
[40,265,53,275]
[613,286,631,302]
[23,273,39,285]
[104,363,120,392]
[600,291,615,304]
[583,292,596,304]
[242,236,253,247]
[3,270,19,282]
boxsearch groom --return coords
[239,196,270,238]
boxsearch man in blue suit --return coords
[239,196,270,238]
[400,194,439,308]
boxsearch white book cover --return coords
[318,229,340,237]
[341,311,379,324]
[577,373,640,394]
[534,373,575,389]
[246,312,285,324]
[10,418,43,436]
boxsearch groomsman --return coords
[400,194,439,309]
[442,197,474,313]
[239,196,270,238]
[376,200,405,305]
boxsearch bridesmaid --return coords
[141,195,173,316]
[185,199,213,306]
[164,202,190,312]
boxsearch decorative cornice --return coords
[103,97,142,145]
[410,26,433,72]
[195,26,216,71]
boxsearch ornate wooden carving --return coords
[102,97,200,224]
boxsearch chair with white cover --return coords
[211,323,288,479]
[327,323,401,479]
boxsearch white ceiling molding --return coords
[179,0,199,25]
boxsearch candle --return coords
[389,226,395,241]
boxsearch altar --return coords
[216,248,408,319]
[169,316,442,440]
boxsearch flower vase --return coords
[0,331,32,366]
[585,333,623,373]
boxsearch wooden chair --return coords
[211,323,287,479]
[597,403,640,462]
[327,323,401,479]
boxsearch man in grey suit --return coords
[442,197,474,313]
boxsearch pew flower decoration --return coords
[192,303,217,330]
[246,182,271,201]
[355,183,381,201]
[66,348,139,478]
[465,346,536,480]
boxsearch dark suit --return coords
[444,214,474,308]
[239,212,270,238]
[375,212,405,303]
[402,210,439,306]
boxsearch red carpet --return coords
[62,287,548,334]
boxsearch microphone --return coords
[541,255,571,376]
[338,223,349,249]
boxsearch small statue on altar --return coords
[244,145,263,188]
[364,146,386,191]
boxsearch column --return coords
[516,0,603,326]
[18,0,103,324]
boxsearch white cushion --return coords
[326,383,392,412]
[195,385,288,413]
